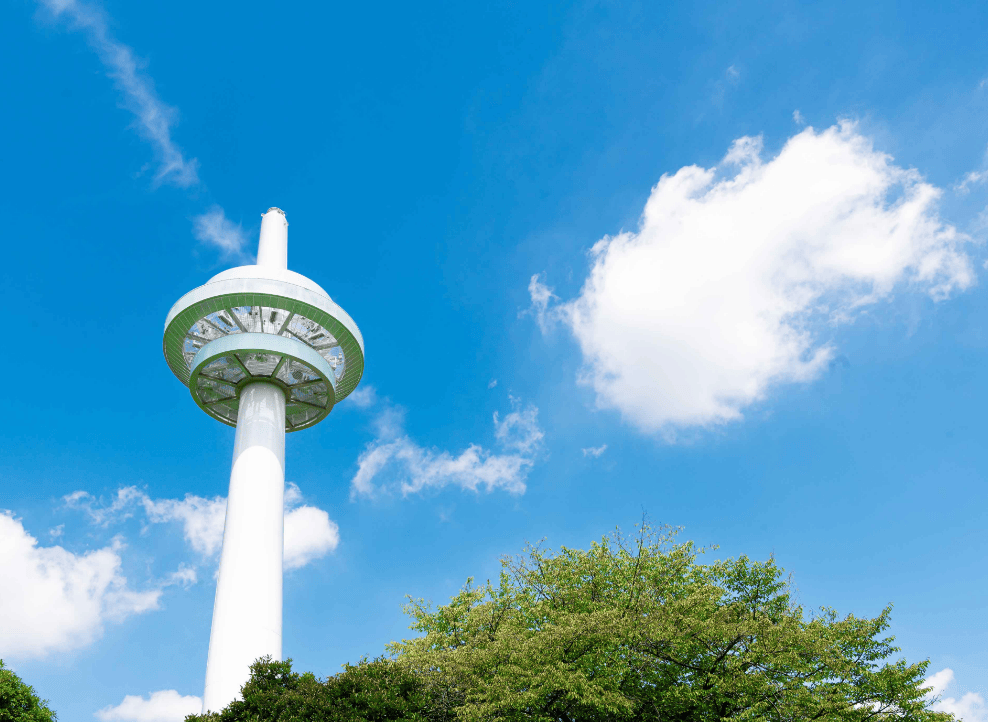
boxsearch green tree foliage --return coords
[391,525,951,722]
[189,525,952,721]
[0,660,57,722]
[185,656,453,722]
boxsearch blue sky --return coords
[3,0,988,719]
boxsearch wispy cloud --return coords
[163,565,197,589]
[523,273,561,333]
[953,142,988,202]
[346,384,379,410]
[36,0,198,187]
[582,444,607,458]
[955,170,988,195]
[494,397,544,454]
[350,395,544,499]
[192,206,250,260]
[35,0,251,259]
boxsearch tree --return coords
[392,524,952,722]
[185,656,454,722]
[0,660,57,722]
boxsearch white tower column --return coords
[202,208,290,713]
[202,382,287,712]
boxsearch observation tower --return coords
[163,208,364,713]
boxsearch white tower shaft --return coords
[202,383,286,712]
[202,208,290,713]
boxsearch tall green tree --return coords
[392,525,951,722]
[0,660,57,722]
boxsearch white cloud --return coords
[284,506,340,569]
[582,444,608,458]
[66,487,226,555]
[192,206,249,259]
[726,64,740,80]
[284,481,303,507]
[141,493,227,557]
[925,668,987,722]
[96,689,202,722]
[66,485,339,570]
[346,384,378,410]
[162,565,197,588]
[793,109,805,125]
[65,487,143,527]
[351,440,531,498]
[351,399,543,498]
[0,512,160,659]
[926,668,954,698]
[534,121,974,435]
[524,274,561,333]
[935,692,987,721]
[494,397,545,453]
[36,0,198,187]
[955,170,988,195]
[488,378,498,389]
